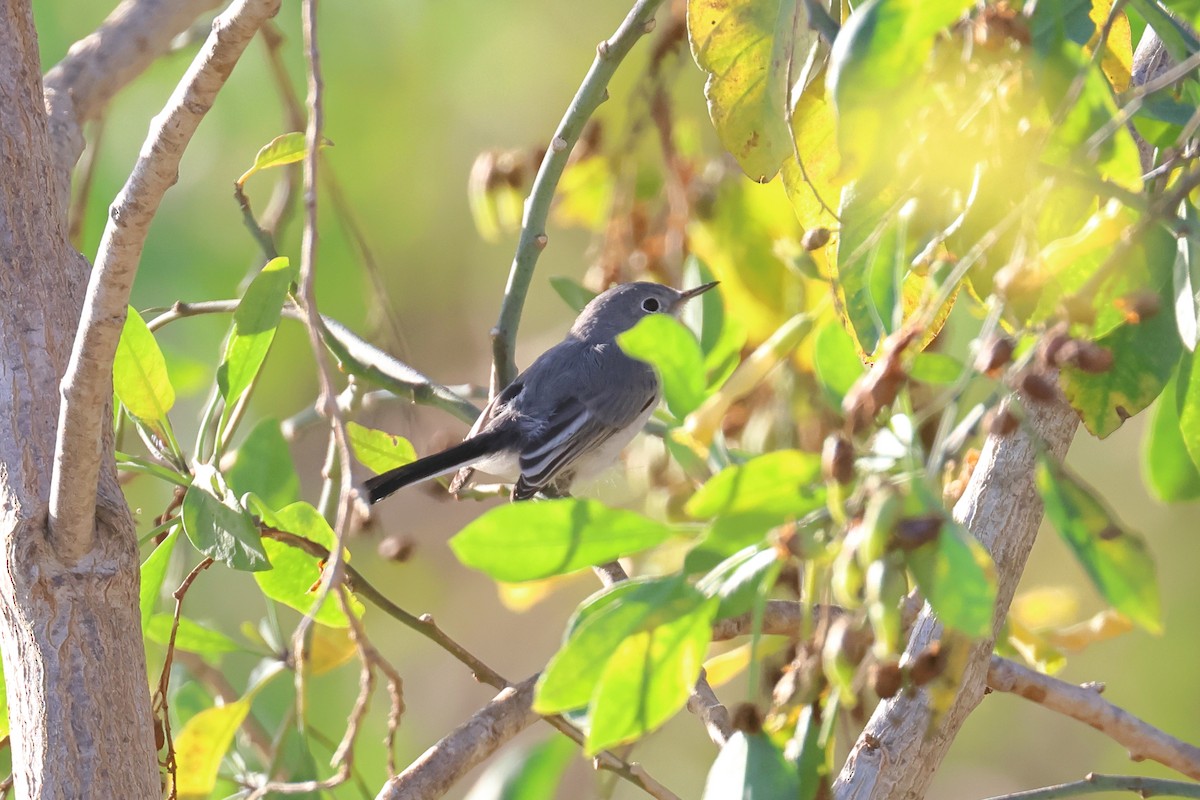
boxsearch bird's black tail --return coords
[363,430,509,504]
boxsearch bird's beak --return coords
[678,281,719,302]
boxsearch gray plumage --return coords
[363,281,717,503]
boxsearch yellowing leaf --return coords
[1086,0,1132,92]
[237,132,333,186]
[347,421,417,474]
[308,624,357,676]
[1010,587,1080,631]
[174,699,251,799]
[703,639,788,688]
[1045,609,1133,651]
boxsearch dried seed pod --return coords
[822,432,855,485]
[1056,340,1113,373]
[984,407,1019,437]
[802,227,832,250]
[1019,371,1057,403]
[731,702,764,734]
[973,335,1015,376]
[378,534,415,562]
[870,658,904,699]
[1038,323,1071,369]
[909,642,947,686]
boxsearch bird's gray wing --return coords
[512,341,659,496]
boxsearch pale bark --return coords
[0,0,159,794]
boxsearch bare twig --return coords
[987,656,1200,780]
[490,0,667,392]
[49,0,282,562]
[152,557,215,798]
[979,773,1200,800]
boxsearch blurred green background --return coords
[30,1,1200,797]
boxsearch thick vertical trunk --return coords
[0,0,159,795]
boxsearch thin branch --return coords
[143,299,479,422]
[258,528,676,799]
[987,656,1200,780]
[42,0,225,194]
[49,0,282,562]
[979,773,1200,800]
[68,116,107,248]
[490,0,666,392]
[152,557,215,798]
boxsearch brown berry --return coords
[1038,323,1070,369]
[1019,371,1057,403]
[802,227,832,250]
[870,659,904,699]
[377,535,415,562]
[909,642,946,686]
[985,407,1019,437]
[822,432,855,484]
[973,335,1015,376]
[893,515,942,550]
[731,702,764,734]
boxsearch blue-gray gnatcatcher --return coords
[364,281,718,504]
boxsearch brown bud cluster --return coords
[843,329,920,433]
[973,335,1015,377]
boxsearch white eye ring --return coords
[642,297,661,312]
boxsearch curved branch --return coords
[987,656,1200,781]
[49,0,282,562]
[489,0,666,392]
[43,0,223,197]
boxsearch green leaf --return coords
[253,501,363,628]
[462,735,576,800]
[907,520,997,637]
[687,0,808,181]
[687,450,824,520]
[549,276,597,313]
[828,0,975,173]
[346,420,417,474]
[225,418,301,512]
[910,352,963,385]
[216,257,293,440]
[701,731,802,800]
[1178,348,1200,474]
[698,545,783,620]
[182,464,270,572]
[1036,457,1162,633]
[451,499,675,583]
[1060,245,1180,437]
[813,318,865,405]
[586,594,718,752]
[789,704,827,800]
[145,614,244,661]
[834,182,902,356]
[113,305,175,427]
[535,577,705,713]
[140,527,181,628]
[618,314,708,418]
[238,132,334,185]
[1142,367,1200,502]
[0,656,8,740]
[174,698,252,799]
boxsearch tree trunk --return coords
[0,0,159,795]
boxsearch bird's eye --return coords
[641,297,661,313]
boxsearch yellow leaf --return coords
[1011,587,1080,631]
[1046,609,1133,651]
[308,624,357,676]
[174,699,251,799]
[496,574,576,612]
[1086,0,1133,92]
[1005,618,1067,675]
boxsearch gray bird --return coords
[363,281,718,503]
